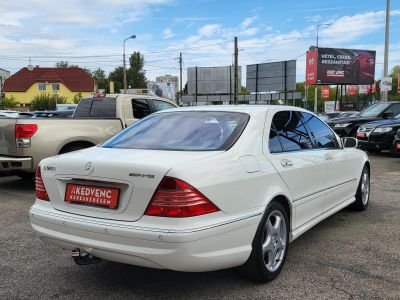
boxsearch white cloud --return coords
[240,27,259,37]
[240,16,257,29]
[163,28,175,39]
[198,24,222,36]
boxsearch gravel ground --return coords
[0,153,399,299]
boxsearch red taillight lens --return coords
[15,124,38,139]
[144,177,219,218]
[35,167,49,201]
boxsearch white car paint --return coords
[30,105,369,272]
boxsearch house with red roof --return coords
[3,66,95,104]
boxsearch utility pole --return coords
[179,52,183,103]
[234,36,238,104]
[123,35,136,94]
[382,0,390,101]
[314,84,318,112]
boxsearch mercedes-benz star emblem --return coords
[85,162,94,174]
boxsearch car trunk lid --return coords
[42,147,222,221]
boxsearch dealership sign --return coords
[306,47,376,85]
[380,77,392,92]
[321,86,330,99]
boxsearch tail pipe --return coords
[70,248,102,265]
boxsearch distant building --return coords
[156,74,179,90]
[0,68,11,88]
[3,66,95,104]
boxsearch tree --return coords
[108,66,124,93]
[91,68,108,90]
[55,61,78,68]
[128,51,147,88]
[389,65,400,101]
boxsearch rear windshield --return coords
[73,97,116,118]
[359,103,390,117]
[102,111,249,151]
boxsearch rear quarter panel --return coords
[0,118,17,155]
[16,118,123,170]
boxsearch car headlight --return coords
[334,123,351,128]
[373,127,393,133]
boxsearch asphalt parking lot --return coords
[1,153,399,300]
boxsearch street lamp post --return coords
[314,23,331,112]
[123,35,136,94]
[382,0,390,101]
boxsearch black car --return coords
[356,113,400,157]
[393,129,400,157]
[328,102,400,137]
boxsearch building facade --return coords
[156,74,179,90]
[3,66,95,104]
[0,68,11,90]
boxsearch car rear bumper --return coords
[0,155,32,172]
[30,201,262,272]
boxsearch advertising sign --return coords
[148,82,176,99]
[306,48,376,85]
[398,74,400,93]
[324,101,336,113]
[347,85,358,96]
[380,77,392,92]
[247,60,296,93]
[306,49,318,85]
[321,86,330,99]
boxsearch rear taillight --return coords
[15,124,38,148]
[35,167,49,201]
[144,177,219,218]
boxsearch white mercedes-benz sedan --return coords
[30,106,370,282]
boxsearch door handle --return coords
[280,159,293,167]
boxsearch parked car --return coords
[356,113,400,157]
[32,110,74,118]
[328,102,400,137]
[0,94,177,179]
[30,106,370,282]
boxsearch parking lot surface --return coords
[1,153,399,299]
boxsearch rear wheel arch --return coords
[268,195,292,230]
[59,141,95,154]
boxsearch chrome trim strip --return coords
[293,178,357,202]
[30,207,262,234]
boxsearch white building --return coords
[0,68,10,88]
[156,74,179,90]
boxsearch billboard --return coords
[380,77,392,92]
[321,86,330,99]
[148,82,176,99]
[306,47,376,85]
[347,85,358,95]
[247,60,296,93]
[187,66,241,95]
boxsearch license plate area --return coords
[65,183,120,209]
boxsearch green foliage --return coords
[240,86,249,95]
[92,68,108,90]
[1,95,19,108]
[30,94,67,111]
[73,92,83,104]
[109,51,148,90]
[55,61,78,68]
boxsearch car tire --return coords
[350,165,370,211]
[238,200,289,282]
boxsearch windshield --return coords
[102,111,249,151]
[359,103,390,117]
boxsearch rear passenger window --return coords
[269,124,283,153]
[301,112,339,149]
[132,99,151,119]
[270,111,314,152]
[152,100,176,111]
[73,97,116,118]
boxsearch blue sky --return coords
[0,0,399,83]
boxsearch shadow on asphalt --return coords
[0,175,34,191]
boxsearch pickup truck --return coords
[0,94,177,179]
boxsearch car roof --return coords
[155,105,310,116]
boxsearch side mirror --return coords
[341,137,358,148]
[382,111,393,119]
